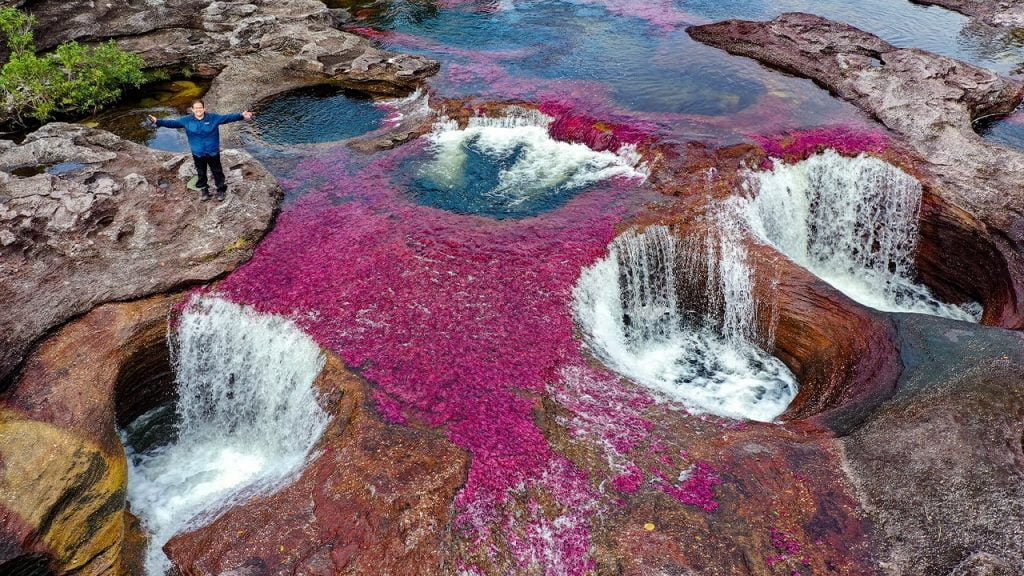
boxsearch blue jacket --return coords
[156,112,244,157]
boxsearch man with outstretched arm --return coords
[148,99,254,201]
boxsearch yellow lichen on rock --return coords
[0,413,129,575]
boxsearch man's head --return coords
[191,99,206,119]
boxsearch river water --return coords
[115,1,1022,573]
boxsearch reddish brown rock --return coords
[685,16,1024,573]
[165,354,469,576]
[534,389,880,575]
[688,13,1024,328]
[0,123,280,384]
[0,294,179,574]
[646,142,903,432]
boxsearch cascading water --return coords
[411,108,646,218]
[742,149,981,321]
[573,225,797,422]
[122,296,329,575]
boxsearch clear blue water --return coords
[247,86,388,145]
[83,1,1024,153]
[403,135,625,219]
[326,0,1024,145]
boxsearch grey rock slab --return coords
[0,123,281,384]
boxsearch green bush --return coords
[0,7,148,125]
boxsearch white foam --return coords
[420,109,646,206]
[573,226,797,422]
[381,88,432,126]
[743,150,981,321]
[123,296,329,575]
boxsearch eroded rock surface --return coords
[841,316,1024,576]
[688,14,1024,574]
[0,294,177,575]
[3,0,438,112]
[688,12,1024,328]
[0,122,280,384]
[1,290,469,575]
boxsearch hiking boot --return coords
[215,188,227,201]
[199,188,211,201]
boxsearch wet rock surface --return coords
[165,355,469,576]
[841,315,1024,576]
[0,122,280,384]
[1,291,468,575]
[688,14,1024,574]
[0,295,176,575]
[688,12,1024,328]
[2,0,438,114]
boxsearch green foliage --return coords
[0,8,148,125]
[0,7,35,56]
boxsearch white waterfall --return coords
[743,150,981,321]
[419,108,646,206]
[573,226,797,422]
[123,295,329,575]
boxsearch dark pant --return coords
[192,154,226,193]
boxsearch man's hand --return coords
[146,114,158,124]
[242,111,254,120]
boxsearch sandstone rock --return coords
[1,289,467,575]
[0,122,280,385]
[164,354,469,576]
[0,294,178,574]
[910,0,1024,28]
[840,315,1024,576]
[688,13,1024,328]
[6,0,438,119]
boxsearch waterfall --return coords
[122,296,329,575]
[573,226,797,422]
[615,226,681,349]
[743,150,981,321]
[416,109,645,215]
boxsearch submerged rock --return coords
[0,122,280,384]
[688,13,1024,328]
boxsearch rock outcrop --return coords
[0,122,280,384]
[0,291,469,575]
[3,0,439,112]
[0,294,177,575]
[688,13,1024,329]
[841,315,1024,576]
[688,14,1024,574]
[910,0,1024,28]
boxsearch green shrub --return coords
[0,7,148,125]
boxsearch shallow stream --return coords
[114,1,1023,572]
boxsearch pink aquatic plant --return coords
[611,465,646,493]
[753,125,891,165]
[216,133,653,568]
[657,461,722,511]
